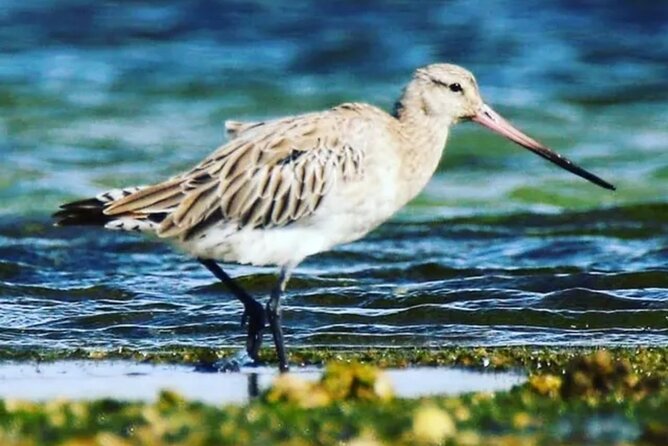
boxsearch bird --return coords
[53,63,615,372]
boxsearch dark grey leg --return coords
[267,266,292,372]
[199,259,265,362]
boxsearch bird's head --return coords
[411,63,483,123]
[403,63,615,191]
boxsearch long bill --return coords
[472,104,615,191]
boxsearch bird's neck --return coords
[393,86,453,204]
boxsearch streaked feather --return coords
[99,107,368,239]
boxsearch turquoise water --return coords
[0,0,666,351]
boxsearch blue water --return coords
[1,0,667,352]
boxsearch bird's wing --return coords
[103,113,366,240]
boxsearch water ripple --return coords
[0,207,665,351]
[0,1,667,351]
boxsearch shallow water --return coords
[0,361,525,404]
[0,1,667,352]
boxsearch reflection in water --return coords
[247,373,260,400]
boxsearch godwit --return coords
[54,64,614,372]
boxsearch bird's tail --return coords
[53,186,160,232]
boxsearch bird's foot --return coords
[195,299,267,373]
[194,350,261,373]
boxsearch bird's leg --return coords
[267,265,293,373]
[198,259,266,365]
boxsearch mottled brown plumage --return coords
[103,105,371,241]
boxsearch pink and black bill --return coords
[472,104,615,191]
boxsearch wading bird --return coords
[54,64,614,372]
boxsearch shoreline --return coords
[0,346,665,445]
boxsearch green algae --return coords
[0,347,666,445]
[1,345,665,375]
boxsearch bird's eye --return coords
[449,83,463,93]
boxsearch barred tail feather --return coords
[53,197,111,226]
[53,186,162,232]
